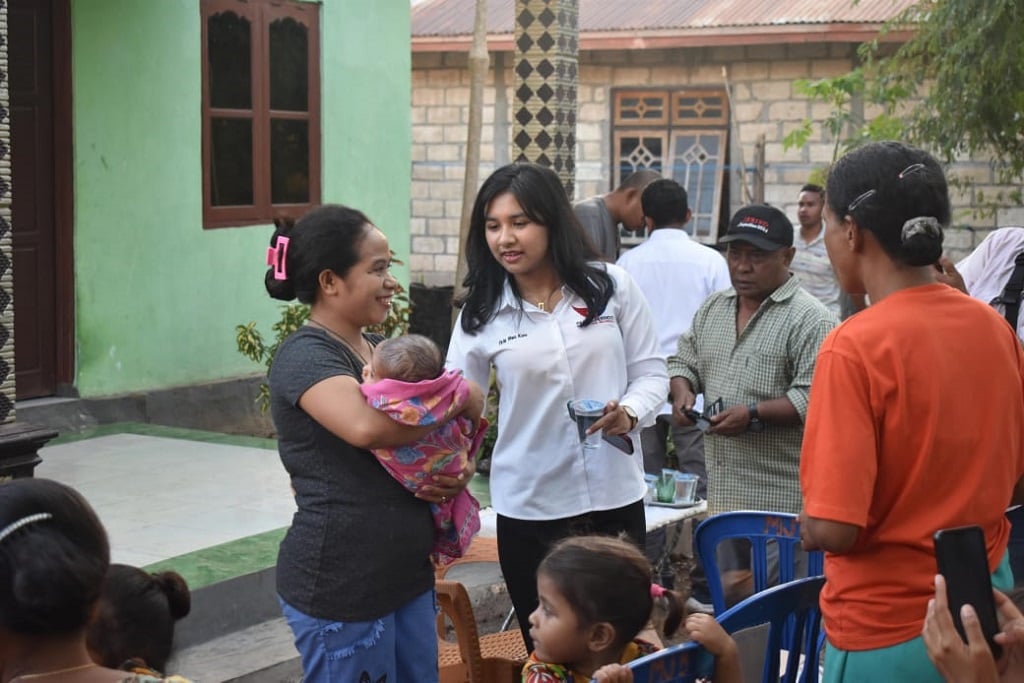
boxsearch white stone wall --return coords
[411,43,1018,286]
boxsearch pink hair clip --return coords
[266,235,290,280]
[650,583,667,599]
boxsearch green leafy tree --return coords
[785,0,1024,204]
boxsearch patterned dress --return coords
[521,639,658,682]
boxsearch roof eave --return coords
[412,23,911,53]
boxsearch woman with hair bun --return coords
[86,565,191,676]
[799,141,1024,681]
[264,206,483,682]
[0,477,188,682]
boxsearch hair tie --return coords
[650,583,667,599]
[900,216,942,243]
[0,512,53,544]
[266,235,290,281]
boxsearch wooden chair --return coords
[436,579,528,683]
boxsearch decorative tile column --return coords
[0,0,53,479]
[0,0,14,425]
[512,0,579,196]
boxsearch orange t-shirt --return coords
[800,284,1024,651]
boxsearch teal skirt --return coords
[823,551,1012,683]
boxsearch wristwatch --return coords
[622,405,638,431]
[747,403,766,433]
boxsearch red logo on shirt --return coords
[573,305,589,318]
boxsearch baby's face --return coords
[361,363,375,382]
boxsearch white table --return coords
[476,500,706,538]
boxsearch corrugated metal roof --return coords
[412,0,917,37]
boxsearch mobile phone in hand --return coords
[602,432,634,454]
[934,525,1002,658]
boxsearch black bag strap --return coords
[992,251,1024,329]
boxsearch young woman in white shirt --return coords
[446,162,668,648]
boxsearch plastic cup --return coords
[657,469,679,503]
[643,473,658,504]
[568,399,605,449]
[674,472,699,505]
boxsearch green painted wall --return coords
[71,0,411,397]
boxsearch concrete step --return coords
[167,618,301,683]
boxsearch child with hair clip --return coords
[86,564,192,679]
[522,535,741,682]
[360,334,486,565]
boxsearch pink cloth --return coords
[360,369,485,565]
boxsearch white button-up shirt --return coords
[446,264,667,520]
[617,228,731,415]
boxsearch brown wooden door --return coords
[10,0,72,399]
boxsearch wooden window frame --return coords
[201,0,321,229]
[612,88,730,246]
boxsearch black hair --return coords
[538,535,685,649]
[800,183,824,196]
[826,141,949,267]
[457,163,614,333]
[86,564,191,672]
[617,169,662,192]
[264,205,375,304]
[0,478,110,636]
[641,178,690,228]
[374,334,444,383]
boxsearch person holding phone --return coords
[799,141,1024,682]
[445,162,668,649]
[923,575,1024,682]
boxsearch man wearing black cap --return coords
[667,204,837,604]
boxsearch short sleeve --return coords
[270,331,359,408]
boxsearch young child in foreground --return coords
[360,334,486,565]
[86,564,193,681]
[522,535,741,682]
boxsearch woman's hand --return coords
[588,399,634,436]
[923,574,1001,683]
[416,458,475,505]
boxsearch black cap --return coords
[718,204,794,251]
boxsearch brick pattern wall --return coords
[411,43,1019,286]
[0,0,14,422]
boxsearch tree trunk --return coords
[452,0,489,325]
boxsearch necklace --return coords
[10,663,98,682]
[308,318,373,366]
[525,283,563,312]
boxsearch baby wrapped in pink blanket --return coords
[360,335,485,565]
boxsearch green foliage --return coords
[235,254,412,411]
[873,0,1024,185]
[786,0,1024,206]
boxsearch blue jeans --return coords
[279,589,438,683]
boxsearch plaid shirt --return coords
[668,275,837,514]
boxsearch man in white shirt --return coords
[616,178,730,492]
[938,226,1024,340]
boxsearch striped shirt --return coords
[667,275,837,514]
[791,228,841,315]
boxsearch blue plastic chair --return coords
[716,576,825,683]
[695,511,824,614]
[619,640,714,683]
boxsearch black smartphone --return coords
[933,526,1002,658]
[602,432,634,455]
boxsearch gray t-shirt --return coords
[574,196,618,262]
[269,326,434,621]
